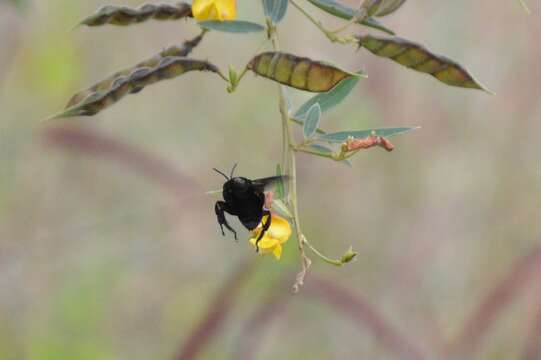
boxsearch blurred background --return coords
[1,0,540,359]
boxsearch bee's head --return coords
[214,164,249,199]
[224,177,250,198]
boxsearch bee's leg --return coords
[215,201,238,241]
[255,210,272,252]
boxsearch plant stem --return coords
[304,240,344,266]
[329,3,368,34]
[295,145,361,162]
[289,0,357,44]
[269,26,312,293]
[289,117,326,135]
[267,16,362,290]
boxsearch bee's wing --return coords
[252,176,289,192]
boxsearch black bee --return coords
[213,164,288,251]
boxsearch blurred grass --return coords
[1,0,541,359]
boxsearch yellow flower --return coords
[249,214,292,260]
[192,0,237,21]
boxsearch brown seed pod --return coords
[65,33,205,110]
[79,2,192,27]
[56,57,218,118]
[357,34,489,92]
[247,52,356,93]
[345,135,395,152]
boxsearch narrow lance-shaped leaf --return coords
[303,103,322,139]
[262,0,289,23]
[275,164,285,200]
[54,57,219,119]
[293,70,364,120]
[248,52,358,93]
[305,0,395,35]
[65,32,205,109]
[375,0,407,17]
[198,20,265,33]
[78,2,193,27]
[318,126,418,143]
[358,34,490,92]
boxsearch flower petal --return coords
[249,236,278,255]
[272,244,282,260]
[192,0,236,21]
[216,0,236,20]
[248,214,292,258]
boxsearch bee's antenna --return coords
[230,163,238,178]
[213,168,229,180]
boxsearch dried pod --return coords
[57,57,218,118]
[357,34,489,92]
[247,52,356,93]
[66,33,205,109]
[79,2,192,27]
[378,136,395,151]
[345,135,395,152]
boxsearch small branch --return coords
[228,38,270,93]
[289,0,357,44]
[295,146,334,159]
[269,21,312,293]
[304,238,345,266]
[329,1,370,34]
[289,117,326,135]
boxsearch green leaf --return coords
[305,0,395,35]
[318,126,418,143]
[275,164,285,199]
[262,0,289,23]
[198,20,265,33]
[303,103,322,139]
[294,71,363,120]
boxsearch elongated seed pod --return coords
[66,33,205,109]
[56,58,218,118]
[79,2,192,27]
[358,34,488,91]
[248,52,356,93]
